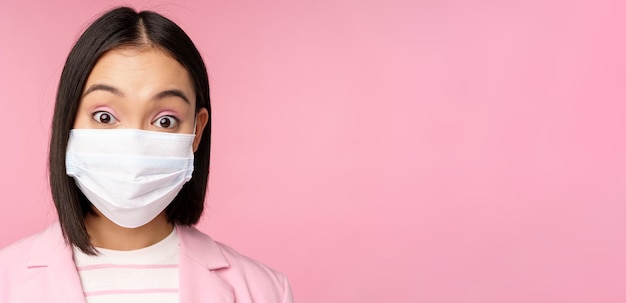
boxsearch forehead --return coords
[84,47,196,104]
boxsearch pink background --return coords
[1,0,625,302]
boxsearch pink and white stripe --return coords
[72,229,181,303]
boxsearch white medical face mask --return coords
[65,129,195,228]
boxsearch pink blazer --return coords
[0,223,293,302]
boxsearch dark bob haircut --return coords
[49,7,211,255]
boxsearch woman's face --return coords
[74,47,208,150]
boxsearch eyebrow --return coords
[153,89,190,104]
[82,84,190,104]
[83,84,124,97]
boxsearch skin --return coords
[73,46,209,250]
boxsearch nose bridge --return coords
[121,100,151,130]
[127,119,148,130]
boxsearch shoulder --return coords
[177,226,294,302]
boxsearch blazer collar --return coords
[177,225,235,303]
[25,222,69,267]
[23,222,233,303]
[23,223,87,303]
[176,225,230,270]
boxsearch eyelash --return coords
[152,115,179,129]
[92,111,118,124]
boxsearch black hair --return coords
[49,7,211,255]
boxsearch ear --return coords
[192,108,209,152]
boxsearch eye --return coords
[152,115,179,129]
[92,111,118,124]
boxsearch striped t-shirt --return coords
[72,228,180,303]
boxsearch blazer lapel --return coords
[177,226,234,303]
[23,223,86,303]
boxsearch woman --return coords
[0,7,293,303]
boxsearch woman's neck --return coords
[84,210,174,251]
